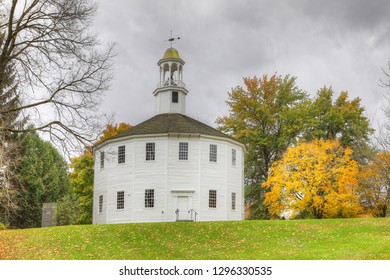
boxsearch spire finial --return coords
[166,30,180,48]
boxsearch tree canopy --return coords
[263,139,361,219]
[67,150,94,224]
[217,73,374,219]
[217,74,310,219]
[0,0,114,227]
[13,130,69,228]
[303,87,374,163]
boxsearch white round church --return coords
[93,47,245,224]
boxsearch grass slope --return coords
[0,218,389,260]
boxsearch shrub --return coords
[55,195,81,226]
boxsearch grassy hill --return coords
[0,218,389,260]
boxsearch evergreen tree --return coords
[55,194,81,226]
[13,131,68,228]
[0,31,25,225]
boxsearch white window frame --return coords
[172,91,179,103]
[232,192,236,210]
[100,151,105,169]
[146,142,155,161]
[209,190,217,208]
[145,189,155,208]
[98,195,103,214]
[209,144,217,162]
[118,145,126,164]
[179,142,188,160]
[232,148,237,167]
[117,191,125,210]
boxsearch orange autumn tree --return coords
[263,139,361,219]
[96,123,132,143]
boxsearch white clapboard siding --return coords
[93,134,244,224]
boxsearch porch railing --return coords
[156,80,185,88]
[175,208,198,222]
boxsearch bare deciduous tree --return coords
[0,24,24,224]
[362,59,390,217]
[0,0,114,154]
[0,133,20,224]
[382,60,390,129]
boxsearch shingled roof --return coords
[107,113,235,142]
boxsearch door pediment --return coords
[170,190,195,197]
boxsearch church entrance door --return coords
[176,196,190,220]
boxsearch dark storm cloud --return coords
[299,0,390,32]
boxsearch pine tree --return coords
[12,131,68,228]
[0,31,25,225]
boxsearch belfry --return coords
[153,47,188,115]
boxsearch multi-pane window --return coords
[209,144,217,162]
[172,91,179,103]
[118,145,125,164]
[98,195,103,213]
[232,148,237,166]
[232,192,236,210]
[100,151,105,169]
[209,190,217,208]
[117,191,124,210]
[146,142,155,161]
[145,189,155,208]
[179,142,188,160]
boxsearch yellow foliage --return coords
[98,122,132,143]
[263,139,361,219]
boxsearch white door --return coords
[176,196,189,220]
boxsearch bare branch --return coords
[0,0,115,153]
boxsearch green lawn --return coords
[0,218,389,260]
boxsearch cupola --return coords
[153,47,188,115]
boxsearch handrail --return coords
[175,208,179,220]
[188,209,198,222]
[175,208,198,222]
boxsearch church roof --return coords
[157,48,184,66]
[107,113,236,142]
[162,48,181,59]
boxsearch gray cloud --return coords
[94,0,390,132]
[299,0,390,32]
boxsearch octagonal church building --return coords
[93,47,245,224]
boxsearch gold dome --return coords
[162,48,181,59]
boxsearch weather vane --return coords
[165,30,180,48]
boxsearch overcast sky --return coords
[93,0,390,133]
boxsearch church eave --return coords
[157,57,185,66]
[153,86,188,96]
[94,132,245,152]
